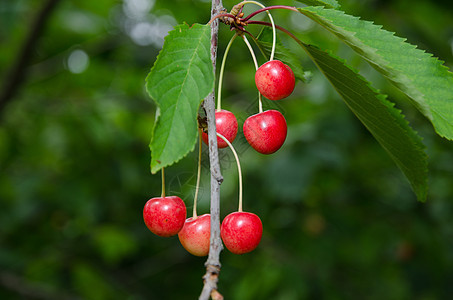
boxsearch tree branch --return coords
[0,0,61,115]
[199,0,225,299]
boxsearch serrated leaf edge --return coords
[145,23,212,173]
[299,6,453,140]
[302,43,428,201]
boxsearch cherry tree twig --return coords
[199,0,225,299]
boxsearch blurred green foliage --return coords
[1,0,453,299]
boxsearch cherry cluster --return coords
[143,0,298,257]
[143,196,263,256]
[143,59,295,256]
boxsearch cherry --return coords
[143,196,186,237]
[243,109,287,154]
[202,109,238,148]
[178,214,211,256]
[255,60,295,100]
[221,212,263,255]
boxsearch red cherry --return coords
[255,60,295,100]
[143,196,186,237]
[178,214,211,256]
[202,109,238,148]
[243,110,287,154]
[221,212,263,254]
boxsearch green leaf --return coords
[296,0,340,9]
[256,27,312,83]
[299,6,453,140]
[301,43,428,201]
[146,23,214,173]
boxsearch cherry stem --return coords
[217,33,238,111]
[242,5,299,22]
[242,35,259,71]
[241,35,263,113]
[161,167,166,198]
[239,1,276,61]
[243,30,267,59]
[216,133,243,213]
[192,129,203,219]
[258,91,263,113]
[248,20,304,49]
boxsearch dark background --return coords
[1,0,453,299]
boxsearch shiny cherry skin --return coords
[143,196,186,237]
[202,109,238,148]
[221,212,263,255]
[255,60,295,100]
[243,110,287,154]
[178,214,211,256]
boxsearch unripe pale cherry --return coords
[202,109,238,148]
[143,196,186,237]
[255,60,295,100]
[178,214,211,256]
[221,212,263,255]
[243,110,287,154]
